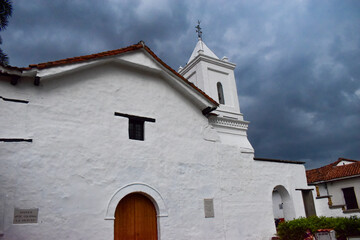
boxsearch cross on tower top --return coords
[195,20,202,40]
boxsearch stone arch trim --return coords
[105,182,168,220]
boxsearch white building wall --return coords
[0,58,309,239]
[317,183,329,197]
[312,194,344,217]
[327,178,360,210]
[311,178,360,217]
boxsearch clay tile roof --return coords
[0,63,23,72]
[27,43,144,70]
[25,42,218,106]
[306,158,360,184]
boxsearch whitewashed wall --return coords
[328,178,360,211]
[272,191,284,219]
[0,57,309,240]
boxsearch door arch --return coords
[272,185,295,221]
[114,193,158,240]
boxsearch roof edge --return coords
[142,45,218,106]
[307,157,359,171]
[308,174,360,185]
[254,157,305,165]
[26,43,144,70]
[13,41,218,106]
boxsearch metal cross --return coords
[195,20,202,39]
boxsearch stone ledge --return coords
[343,208,360,213]
[329,204,345,209]
[316,195,332,199]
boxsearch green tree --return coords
[0,0,12,65]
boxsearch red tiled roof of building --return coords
[1,64,23,71]
[25,42,219,106]
[27,43,144,70]
[306,158,360,184]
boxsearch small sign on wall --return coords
[204,199,214,218]
[13,208,39,224]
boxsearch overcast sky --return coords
[2,0,359,169]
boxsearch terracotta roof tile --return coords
[0,63,23,72]
[306,158,360,184]
[25,42,218,106]
[27,43,144,70]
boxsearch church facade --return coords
[0,39,310,239]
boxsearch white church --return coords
[0,33,312,239]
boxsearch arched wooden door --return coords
[114,193,158,240]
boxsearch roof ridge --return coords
[306,158,360,184]
[338,157,359,162]
[27,42,144,70]
[330,158,359,167]
[18,42,218,106]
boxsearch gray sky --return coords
[2,0,359,169]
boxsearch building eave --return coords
[308,174,360,185]
[179,54,236,76]
[254,157,305,165]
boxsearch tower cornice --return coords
[179,54,236,76]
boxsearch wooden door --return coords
[115,193,158,240]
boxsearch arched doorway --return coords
[114,193,158,240]
[272,185,295,228]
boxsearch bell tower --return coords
[179,22,253,151]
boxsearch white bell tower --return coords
[179,23,253,151]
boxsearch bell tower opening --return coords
[217,82,225,104]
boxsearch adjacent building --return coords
[306,158,360,217]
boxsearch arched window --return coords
[217,82,225,104]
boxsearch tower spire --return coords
[195,20,202,40]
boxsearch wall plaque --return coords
[204,199,214,218]
[13,208,38,224]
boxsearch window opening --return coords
[114,112,155,141]
[217,82,225,104]
[129,119,144,141]
[342,187,359,210]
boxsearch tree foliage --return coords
[0,0,12,65]
[276,216,360,240]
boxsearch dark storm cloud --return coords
[2,0,359,168]
[230,1,360,168]
[3,0,190,67]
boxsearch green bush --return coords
[276,216,360,240]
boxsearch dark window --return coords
[342,187,359,210]
[217,82,225,104]
[129,119,144,141]
[114,112,155,141]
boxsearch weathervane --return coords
[195,20,202,40]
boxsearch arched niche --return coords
[272,185,296,221]
[105,182,168,220]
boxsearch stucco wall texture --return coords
[1,55,308,239]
